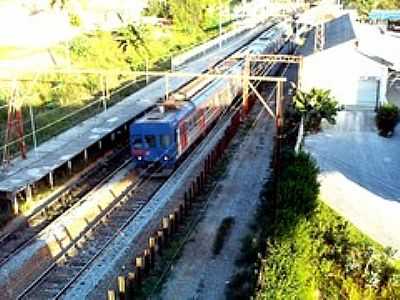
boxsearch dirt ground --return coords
[157,107,274,300]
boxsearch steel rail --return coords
[0,147,131,267]
[15,23,280,299]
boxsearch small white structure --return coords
[302,40,388,109]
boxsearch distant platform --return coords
[0,24,268,197]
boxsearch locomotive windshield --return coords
[144,135,157,148]
[160,134,172,149]
[132,135,144,149]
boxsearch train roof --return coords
[133,100,195,127]
[132,21,291,129]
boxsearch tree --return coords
[294,88,341,133]
[375,103,399,137]
[343,0,400,17]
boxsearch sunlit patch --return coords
[383,157,392,163]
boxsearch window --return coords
[144,135,157,148]
[132,135,143,149]
[160,134,171,149]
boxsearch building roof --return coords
[369,10,400,21]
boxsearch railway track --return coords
[18,170,165,299]
[0,146,131,268]
[17,99,241,299]
[0,22,282,299]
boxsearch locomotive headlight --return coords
[163,155,169,161]
[137,156,142,161]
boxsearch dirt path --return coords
[157,109,274,300]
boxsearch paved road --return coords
[305,111,400,255]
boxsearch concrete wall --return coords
[302,41,388,108]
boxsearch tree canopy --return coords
[343,0,400,17]
[144,0,232,33]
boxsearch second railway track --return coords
[18,171,165,299]
[0,146,131,268]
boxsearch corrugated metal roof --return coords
[369,10,400,21]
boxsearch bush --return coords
[294,88,341,133]
[376,103,399,137]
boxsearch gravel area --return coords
[305,111,400,255]
[158,108,274,300]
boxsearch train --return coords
[129,22,293,170]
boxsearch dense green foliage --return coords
[1,1,234,159]
[294,88,341,133]
[144,0,232,33]
[343,0,400,17]
[258,202,400,299]
[375,103,399,137]
[226,150,400,299]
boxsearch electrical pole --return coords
[219,0,223,48]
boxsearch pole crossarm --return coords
[231,54,303,64]
[0,69,287,83]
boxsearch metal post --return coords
[145,58,149,84]
[29,105,37,150]
[219,0,223,49]
[165,75,169,100]
[243,56,250,114]
[49,171,54,189]
[11,193,18,215]
[84,149,88,162]
[102,75,107,111]
[298,58,304,90]
[26,184,32,202]
[273,81,285,225]
[67,160,72,175]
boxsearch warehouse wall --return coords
[302,41,388,109]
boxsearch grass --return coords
[212,216,235,256]
[0,21,235,163]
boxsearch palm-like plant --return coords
[294,88,341,133]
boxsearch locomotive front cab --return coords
[130,121,177,169]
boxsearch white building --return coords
[299,12,388,110]
[302,41,388,109]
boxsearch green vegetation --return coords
[376,103,399,137]
[343,0,400,17]
[294,88,341,133]
[227,150,400,299]
[213,216,235,256]
[0,0,237,161]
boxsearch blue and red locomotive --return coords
[129,22,292,170]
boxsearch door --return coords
[356,79,379,108]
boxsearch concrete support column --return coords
[25,184,33,202]
[107,290,116,300]
[10,193,18,215]
[84,149,88,162]
[49,171,54,189]
[67,160,72,175]
[117,276,126,300]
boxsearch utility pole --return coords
[219,0,223,48]
[3,81,27,164]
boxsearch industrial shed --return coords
[302,42,388,109]
[300,14,388,110]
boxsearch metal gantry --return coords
[0,53,302,162]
